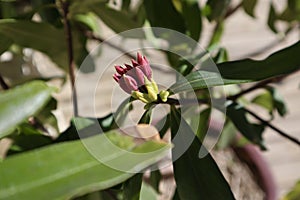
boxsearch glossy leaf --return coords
[217,41,300,80]
[242,0,257,17]
[0,129,170,200]
[170,106,235,200]
[144,0,186,34]
[196,108,211,142]
[268,2,278,33]
[0,19,68,69]
[181,0,202,41]
[226,102,266,149]
[0,81,54,138]
[169,70,249,94]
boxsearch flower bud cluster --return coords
[113,53,169,104]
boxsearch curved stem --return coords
[60,0,78,117]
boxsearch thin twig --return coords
[164,96,300,147]
[228,75,286,101]
[225,2,243,19]
[244,107,300,146]
[60,0,78,117]
[84,31,172,73]
[0,73,9,90]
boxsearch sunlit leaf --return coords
[0,129,170,200]
[217,41,300,80]
[0,81,54,138]
[169,70,249,94]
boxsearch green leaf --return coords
[196,108,211,142]
[253,86,287,117]
[139,182,159,200]
[242,0,257,17]
[0,19,69,69]
[111,97,134,129]
[0,33,12,55]
[283,180,300,200]
[123,174,143,200]
[252,91,274,113]
[217,41,300,80]
[267,2,278,33]
[144,0,186,34]
[169,70,249,94]
[7,134,52,156]
[181,0,202,41]
[148,170,161,193]
[226,102,266,149]
[205,0,230,22]
[208,22,224,47]
[216,120,236,149]
[0,81,54,139]
[139,108,152,124]
[0,129,171,200]
[267,86,287,116]
[170,106,235,200]
[30,0,62,27]
[91,3,144,36]
[214,47,229,63]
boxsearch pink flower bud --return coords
[113,52,153,94]
[118,75,138,94]
[115,65,126,75]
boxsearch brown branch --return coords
[228,75,286,101]
[60,0,78,117]
[84,31,172,73]
[244,107,300,146]
[163,96,300,147]
[225,2,243,19]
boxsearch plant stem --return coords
[228,75,286,101]
[225,2,242,18]
[244,107,300,146]
[0,73,9,90]
[60,0,78,117]
[84,31,171,73]
[164,96,300,147]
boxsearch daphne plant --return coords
[113,52,169,105]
